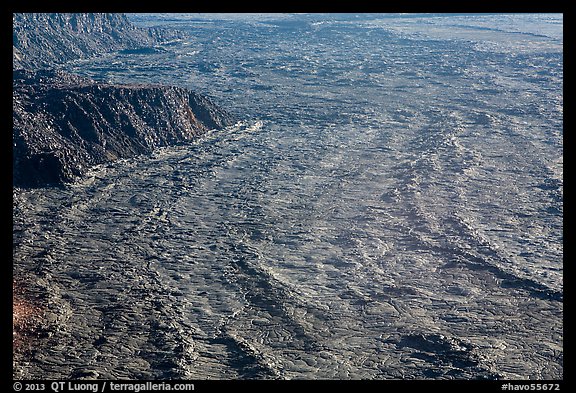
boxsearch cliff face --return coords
[13,13,179,70]
[13,69,235,188]
[12,13,235,188]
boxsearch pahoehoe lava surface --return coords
[13,13,562,380]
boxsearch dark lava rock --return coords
[13,13,181,70]
[13,69,236,188]
[12,13,233,188]
[395,333,501,379]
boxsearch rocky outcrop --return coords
[13,69,235,188]
[13,13,180,70]
[12,13,234,188]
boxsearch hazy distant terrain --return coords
[13,13,562,380]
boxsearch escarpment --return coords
[13,13,181,70]
[13,69,235,187]
[13,13,234,188]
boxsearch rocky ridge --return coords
[13,13,181,70]
[13,69,235,188]
[12,13,234,188]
